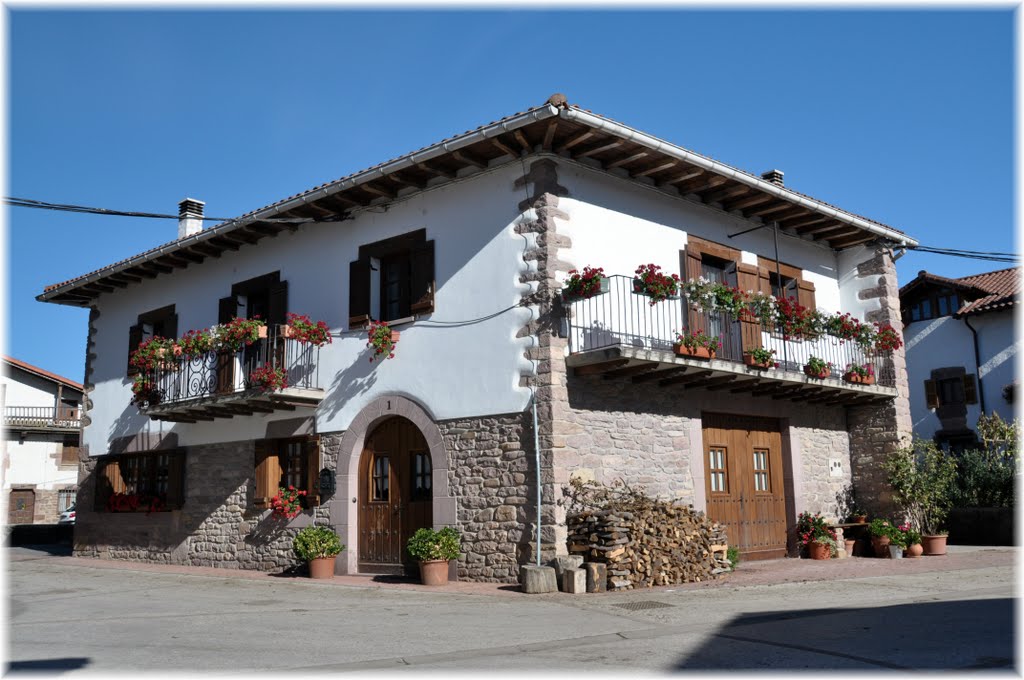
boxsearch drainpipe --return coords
[960,314,986,414]
[532,391,542,566]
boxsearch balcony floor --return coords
[567,346,896,405]
[141,387,324,423]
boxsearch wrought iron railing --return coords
[146,326,321,406]
[3,406,81,429]
[564,274,896,388]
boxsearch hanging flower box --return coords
[633,264,680,305]
[673,330,720,359]
[284,313,333,346]
[805,367,832,379]
[674,345,715,360]
[803,356,833,379]
[743,348,777,369]
[843,372,875,386]
[368,321,399,362]
[562,266,608,302]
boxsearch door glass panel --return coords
[708,447,728,493]
[412,452,431,501]
[752,448,770,492]
[372,455,390,501]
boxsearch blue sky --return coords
[7,9,1015,382]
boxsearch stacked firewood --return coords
[562,479,731,591]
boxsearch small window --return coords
[127,305,178,373]
[253,437,319,510]
[752,449,771,493]
[350,229,435,327]
[937,377,965,406]
[95,451,185,512]
[57,489,76,513]
[708,448,728,494]
[412,452,432,501]
[372,455,390,501]
[282,441,307,490]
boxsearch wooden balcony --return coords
[3,406,82,432]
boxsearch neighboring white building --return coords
[38,95,917,579]
[901,267,1019,447]
[2,356,83,524]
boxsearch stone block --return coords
[549,555,583,581]
[585,561,606,593]
[562,567,586,594]
[519,565,557,594]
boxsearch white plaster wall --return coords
[3,373,59,409]
[5,440,77,490]
[556,164,846,314]
[84,163,536,455]
[837,245,882,322]
[968,311,1017,423]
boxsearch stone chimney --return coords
[761,169,785,187]
[178,198,205,239]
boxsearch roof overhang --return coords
[38,100,917,307]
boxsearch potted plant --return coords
[681,277,715,312]
[796,511,838,560]
[887,523,907,559]
[746,291,778,327]
[900,523,923,558]
[130,374,162,408]
[873,322,903,353]
[882,439,957,556]
[179,328,215,359]
[711,283,747,319]
[406,526,460,585]
[804,356,833,379]
[673,329,721,359]
[868,518,894,557]
[284,313,333,346]
[213,316,267,353]
[367,320,399,362]
[848,508,868,524]
[249,363,288,392]
[743,347,778,369]
[293,526,344,579]
[270,486,307,519]
[842,361,875,385]
[632,263,680,305]
[562,266,608,301]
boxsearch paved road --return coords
[6,546,1016,673]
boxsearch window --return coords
[220,271,288,328]
[253,437,319,510]
[925,371,978,409]
[752,449,771,493]
[58,489,76,513]
[372,455,390,501]
[127,305,178,373]
[94,451,185,512]
[411,452,431,501]
[349,229,435,327]
[708,447,728,493]
[768,272,799,301]
[757,257,816,310]
[904,288,961,325]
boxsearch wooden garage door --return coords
[702,413,787,560]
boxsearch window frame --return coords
[707,446,729,495]
[349,229,435,328]
[94,450,185,513]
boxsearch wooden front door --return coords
[358,417,433,574]
[702,413,787,560]
[8,489,35,525]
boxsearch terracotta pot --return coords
[905,543,923,558]
[844,538,857,556]
[257,325,268,339]
[281,325,297,339]
[804,366,831,379]
[842,372,876,386]
[419,559,449,586]
[308,556,336,579]
[852,515,868,524]
[921,534,948,556]
[391,330,401,343]
[871,535,891,557]
[743,354,775,369]
[673,345,715,360]
[808,541,831,560]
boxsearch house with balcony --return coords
[2,356,83,524]
[37,94,914,579]
[900,267,1019,449]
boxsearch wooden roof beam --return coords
[799,220,846,236]
[678,175,728,195]
[138,261,174,274]
[513,130,532,153]
[786,215,831,231]
[747,201,797,218]
[663,168,704,185]
[362,183,395,199]
[174,249,206,263]
[724,193,773,212]
[108,272,143,285]
[830,233,878,250]
[417,162,456,180]
[767,207,811,223]
[160,255,190,269]
[660,370,713,388]
[557,130,596,154]
[606,151,649,170]
[541,120,559,150]
[576,139,624,159]
[682,374,736,390]
[633,160,678,178]
[491,138,520,159]
[632,366,689,384]
[812,225,862,241]
[189,244,224,259]
[602,363,658,380]
[727,379,763,393]
[388,172,426,190]
[703,185,749,205]
[780,387,824,402]
[573,358,630,376]
[452,150,486,170]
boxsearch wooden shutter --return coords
[166,451,186,509]
[683,248,703,332]
[797,279,816,311]
[268,280,288,326]
[127,324,144,374]
[757,267,772,296]
[963,374,979,405]
[737,263,763,352]
[305,438,321,507]
[95,457,126,511]
[349,258,372,328]
[60,445,79,467]
[161,311,179,340]
[218,295,237,324]
[410,240,436,314]
[925,379,939,409]
[253,441,282,510]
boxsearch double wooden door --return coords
[702,413,787,560]
[358,417,433,574]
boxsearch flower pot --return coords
[418,559,449,586]
[851,515,868,524]
[921,534,948,556]
[308,556,336,579]
[871,535,891,557]
[888,545,904,559]
[673,345,715,360]
[257,325,268,339]
[390,330,401,343]
[844,538,857,556]
[804,367,831,379]
[905,543,923,558]
[808,541,831,560]
[842,372,875,386]
[743,355,774,369]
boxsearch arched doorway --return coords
[358,416,434,574]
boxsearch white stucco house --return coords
[900,267,1019,448]
[37,95,916,580]
[2,356,83,524]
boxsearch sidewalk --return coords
[9,543,1015,597]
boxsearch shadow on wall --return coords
[675,598,1014,671]
[317,349,378,422]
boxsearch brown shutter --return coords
[218,295,237,324]
[305,437,321,507]
[61,445,79,467]
[797,279,816,311]
[162,311,178,340]
[736,263,763,352]
[127,324,144,375]
[349,257,372,328]
[95,457,125,511]
[167,451,186,509]
[757,267,772,296]
[683,248,703,332]
[925,379,939,409]
[253,441,282,510]
[268,280,288,326]
[410,240,435,314]
[963,374,979,404]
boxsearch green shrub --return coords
[293,526,344,561]
[727,546,740,569]
[406,527,460,562]
[950,414,1019,508]
[882,439,957,535]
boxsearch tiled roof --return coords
[956,267,1021,316]
[3,356,84,391]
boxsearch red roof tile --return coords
[3,356,84,391]
[956,267,1021,316]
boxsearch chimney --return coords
[761,169,785,187]
[178,198,205,239]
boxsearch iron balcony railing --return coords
[146,325,322,406]
[565,274,896,388]
[3,406,82,429]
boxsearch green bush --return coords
[727,546,740,569]
[882,439,957,535]
[406,527,461,561]
[950,414,1018,508]
[292,526,344,561]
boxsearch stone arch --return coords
[331,394,454,575]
